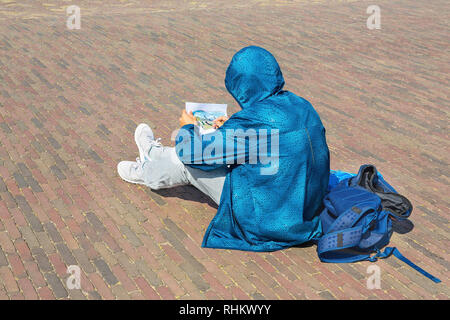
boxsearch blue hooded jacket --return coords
[176,46,330,251]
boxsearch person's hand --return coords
[213,116,229,129]
[179,110,197,127]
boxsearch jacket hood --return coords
[225,46,285,109]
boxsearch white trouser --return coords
[141,145,226,205]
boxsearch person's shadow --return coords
[154,185,219,209]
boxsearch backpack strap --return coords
[369,247,441,283]
[328,203,377,233]
[317,225,366,263]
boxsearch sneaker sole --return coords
[134,123,151,161]
[119,175,146,185]
[117,162,146,185]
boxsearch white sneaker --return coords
[117,159,145,185]
[134,123,161,162]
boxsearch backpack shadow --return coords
[391,218,414,234]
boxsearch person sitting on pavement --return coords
[117,46,330,251]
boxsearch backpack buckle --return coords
[368,250,381,262]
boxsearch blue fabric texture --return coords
[317,184,392,262]
[175,46,330,251]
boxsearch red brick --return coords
[157,270,186,298]
[135,277,160,300]
[3,218,21,240]
[156,286,175,299]
[0,266,19,292]
[89,273,115,300]
[23,261,47,288]
[18,278,39,299]
[48,253,67,278]
[38,286,55,299]
[7,253,27,278]
[111,265,137,293]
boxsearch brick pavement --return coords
[0,0,448,299]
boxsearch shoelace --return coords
[150,137,162,147]
[136,136,161,164]
[133,157,143,169]
[141,137,162,163]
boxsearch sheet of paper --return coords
[185,102,228,135]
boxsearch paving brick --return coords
[265,255,298,281]
[111,264,138,293]
[135,259,163,287]
[37,286,55,299]
[93,258,118,286]
[160,228,206,273]
[59,228,79,250]
[35,232,56,255]
[0,231,16,253]
[43,222,63,243]
[85,212,107,232]
[31,247,53,273]
[23,260,47,288]
[110,284,130,300]
[50,165,66,180]
[19,226,40,250]
[0,247,8,266]
[44,272,68,299]
[88,273,115,300]
[55,243,77,267]
[0,177,7,192]
[93,242,117,266]
[12,173,28,188]
[114,252,140,278]
[10,292,25,300]
[68,289,87,300]
[7,253,27,278]
[179,262,210,292]
[18,278,38,300]
[318,290,337,300]
[72,249,96,274]
[0,266,19,293]
[15,195,44,232]
[163,217,188,240]
[87,291,102,300]
[48,253,69,278]
[134,277,161,300]
[119,225,143,247]
[1,191,18,209]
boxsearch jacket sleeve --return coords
[175,113,263,171]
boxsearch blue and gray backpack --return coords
[317,165,441,283]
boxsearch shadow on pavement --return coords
[392,219,415,234]
[154,185,219,209]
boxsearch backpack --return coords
[317,165,441,283]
